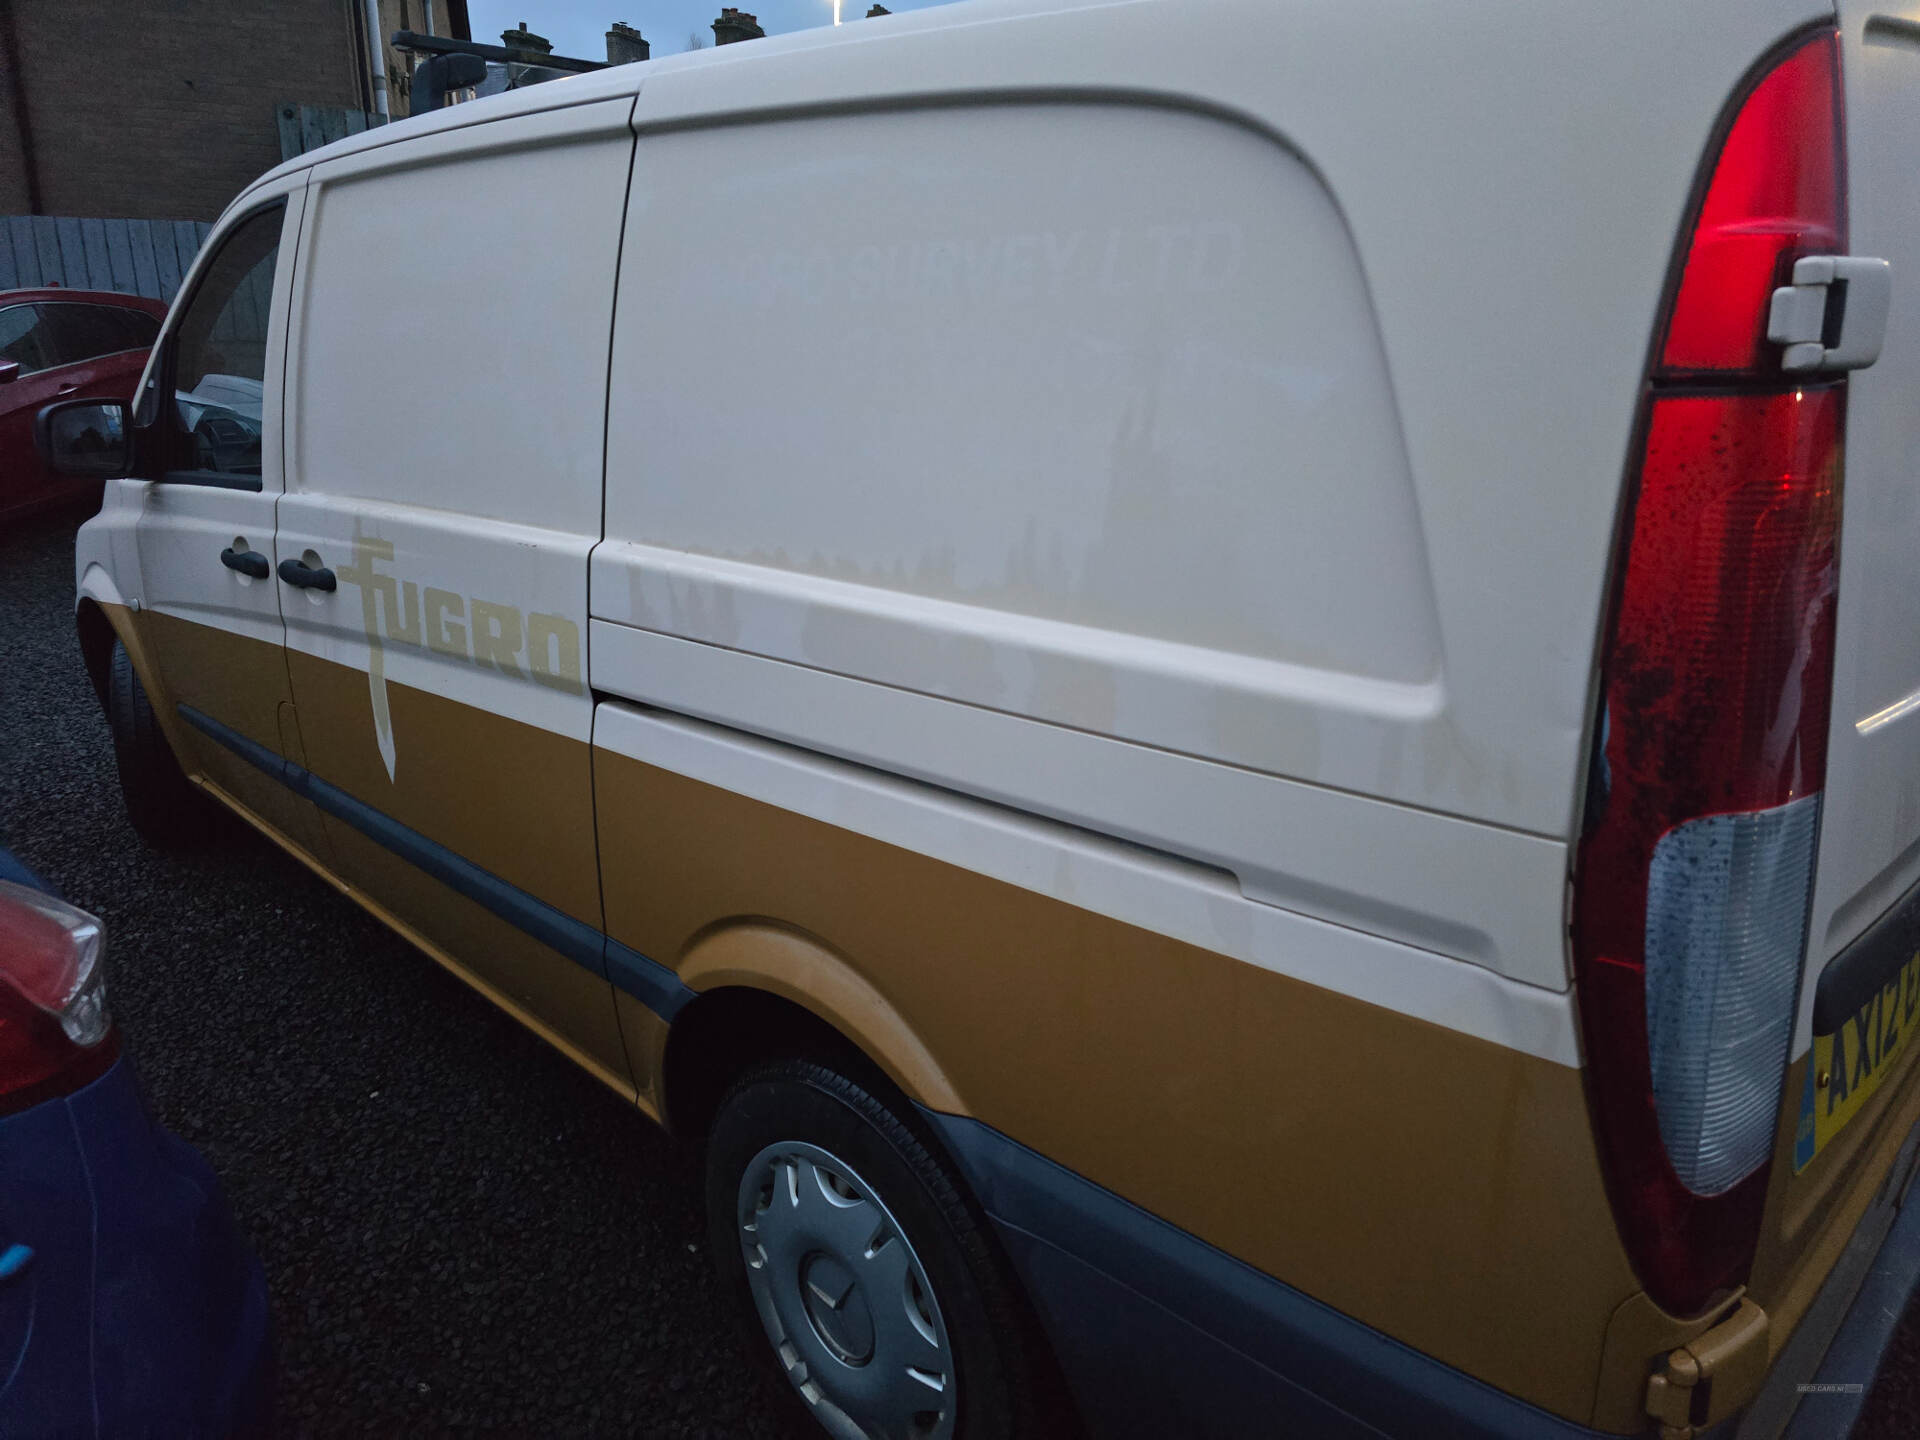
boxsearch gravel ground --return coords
[3,503,1917,1439]
[2,504,795,1437]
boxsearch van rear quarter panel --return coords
[592,708,1636,1423]
[598,84,1577,991]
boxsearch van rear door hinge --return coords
[1644,1298,1770,1438]
[1767,255,1892,374]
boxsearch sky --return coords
[465,0,959,60]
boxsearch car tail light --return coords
[1573,27,1845,1317]
[0,880,116,1115]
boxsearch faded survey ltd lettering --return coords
[731,222,1246,309]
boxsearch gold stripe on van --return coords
[280,648,627,1081]
[116,604,1648,1425]
[132,609,334,863]
[282,649,600,927]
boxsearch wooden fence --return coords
[3,103,384,304]
[276,103,387,163]
[0,215,213,303]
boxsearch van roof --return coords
[240,0,1060,205]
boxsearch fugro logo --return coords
[335,534,584,782]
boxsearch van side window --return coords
[148,201,283,482]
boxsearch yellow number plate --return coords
[1795,951,1920,1171]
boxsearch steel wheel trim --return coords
[737,1139,957,1440]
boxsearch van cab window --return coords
[147,201,282,481]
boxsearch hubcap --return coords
[802,1252,876,1364]
[737,1141,956,1440]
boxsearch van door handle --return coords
[219,545,270,579]
[277,557,337,592]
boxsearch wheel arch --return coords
[660,922,969,1144]
[668,944,1089,1439]
[74,594,121,713]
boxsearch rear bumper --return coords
[934,1102,1920,1439]
[1734,1113,1920,1440]
[0,1054,272,1438]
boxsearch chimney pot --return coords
[500,22,552,55]
[712,8,764,45]
[606,20,650,64]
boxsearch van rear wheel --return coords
[106,639,213,849]
[705,1057,1054,1440]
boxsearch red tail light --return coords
[1662,34,1843,373]
[0,880,116,1115]
[1573,28,1845,1317]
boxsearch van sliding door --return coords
[273,102,636,1087]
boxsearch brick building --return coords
[0,0,462,223]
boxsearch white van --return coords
[42,2,1920,1435]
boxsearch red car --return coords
[0,289,166,523]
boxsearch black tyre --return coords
[106,639,213,848]
[706,1057,1060,1440]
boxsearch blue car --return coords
[0,849,271,1438]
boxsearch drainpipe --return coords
[364,0,391,120]
[0,0,43,212]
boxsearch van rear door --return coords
[1749,1,1920,1318]
[1804,13,1920,1053]
[1796,6,1920,1147]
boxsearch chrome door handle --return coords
[219,546,270,579]
[277,557,336,592]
